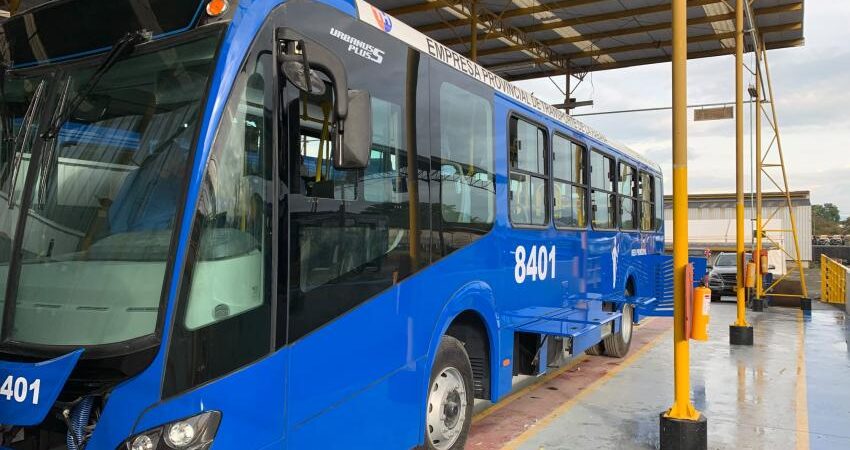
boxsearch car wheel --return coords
[425,336,474,450]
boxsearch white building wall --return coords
[663,203,812,261]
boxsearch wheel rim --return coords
[621,305,634,342]
[427,367,468,450]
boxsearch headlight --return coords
[120,411,221,450]
[709,272,721,280]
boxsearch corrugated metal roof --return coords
[372,0,804,81]
[663,191,811,208]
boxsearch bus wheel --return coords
[602,303,634,358]
[585,342,604,356]
[426,336,474,450]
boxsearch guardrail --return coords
[820,254,848,305]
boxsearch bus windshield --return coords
[0,31,222,347]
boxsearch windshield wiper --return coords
[36,77,71,208]
[40,29,151,141]
[6,79,46,209]
[35,30,151,208]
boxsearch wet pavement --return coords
[470,300,850,449]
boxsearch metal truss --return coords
[748,5,808,300]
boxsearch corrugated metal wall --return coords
[664,204,812,261]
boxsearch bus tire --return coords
[585,342,604,356]
[425,336,474,450]
[602,304,634,358]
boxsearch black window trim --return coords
[618,160,639,231]
[507,111,550,229]
[551,130,589,231]
[589,147,617,231]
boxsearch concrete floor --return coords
[469,301,850,449]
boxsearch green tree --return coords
[813,203,840,223]
[813,203,842,235]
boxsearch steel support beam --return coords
[473,4,802,58]
[385,0,460,16]
[429,0,721,44]
[760,43,809,299]
[485,22,799,73]
[416,0,607,32]
[733,0,750,330]
[426,0,575,75]
[664,0,701,425]
[502,38,803,80]
[755,38,764,299]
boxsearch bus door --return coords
[277,3,431,447]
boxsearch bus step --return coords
[606,295,657,306]
[513,310,621,339]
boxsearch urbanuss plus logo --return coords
[370,6,392,32]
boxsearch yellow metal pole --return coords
[754,39,763,299]
[760,46,809,299]
[733,0,749,327]
[665,0,699,422]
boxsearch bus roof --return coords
[353,0,662,172]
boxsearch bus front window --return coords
[4,33,221,347]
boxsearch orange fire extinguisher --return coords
[745,261,757,288]
[759,249,769,273]
[691,284,711,341]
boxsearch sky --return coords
[516,0,850,218]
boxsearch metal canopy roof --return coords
[370,0,804,81]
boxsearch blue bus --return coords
[0,0,685,449]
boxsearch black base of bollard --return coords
[751,297,766,312]
[660,412,708,450]
[729,324,754,345]
[800,298,812,310]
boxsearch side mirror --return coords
[277,27,370,170]
[336,89,371,169]
[706,265,713,270]
[768,264,776,270]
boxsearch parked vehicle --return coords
[829,235,846,246]
[707,252,750,300]
[817,235,831,245]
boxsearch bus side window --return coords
[552,134,587,229]
[184,57,273,331]
[590,149,616,229]
[653,175,663,230]
[639,171,653,231]
[166,37,275,395]
[435,82,494,226]
[618,162,638,230]
[509,116,548,227]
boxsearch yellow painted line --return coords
[473,318,657,424]
[795,310,810,450]
[500,326,670,450]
